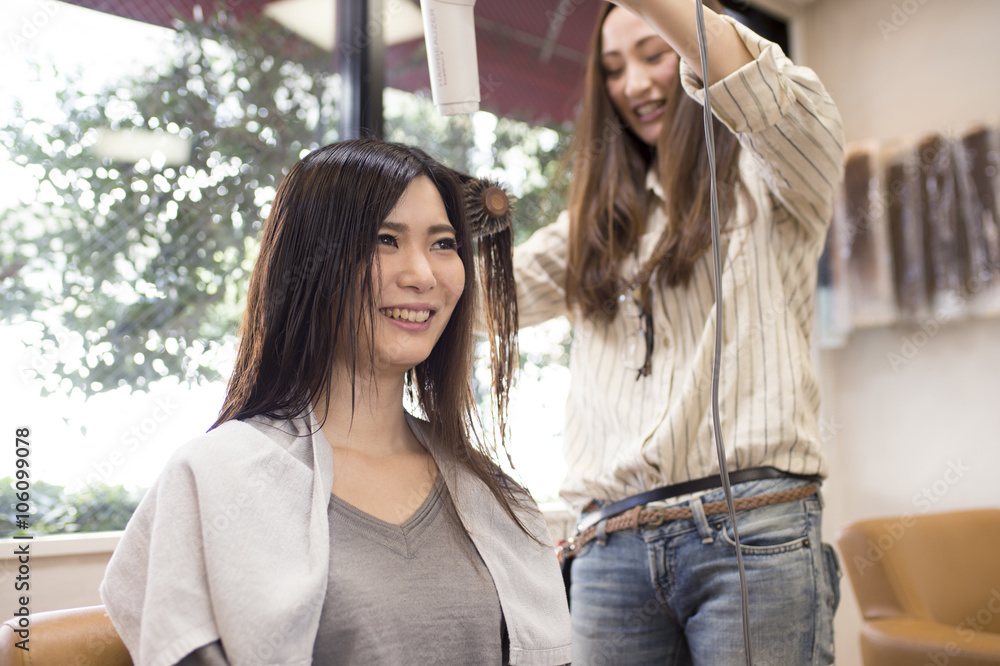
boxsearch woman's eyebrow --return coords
[380,221,405,233]
[380,220,456,235]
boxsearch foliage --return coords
[0,477,145,537]
[1,12,338,396]
[1,9,573,400]
[492,116,572,245]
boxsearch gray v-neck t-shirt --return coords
[311,475,507,664]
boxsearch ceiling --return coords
[58,0,603,125]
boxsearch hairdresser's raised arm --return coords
[609,0,752,85]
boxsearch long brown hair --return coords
[567,1,751,318]
[213,139,528,530]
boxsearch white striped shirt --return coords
[513,19,845,511]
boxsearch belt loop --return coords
[596,518,609,546]
[690,497,714,544]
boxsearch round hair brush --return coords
[463,176,515,239]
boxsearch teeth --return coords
[636,101,664,117]
[381,308,430,323]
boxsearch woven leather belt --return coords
[558,482,819,563]
[575,467,821,533]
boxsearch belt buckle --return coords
[642,509,667,530]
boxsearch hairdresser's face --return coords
[601,7,679,147]
[373,176,465,373]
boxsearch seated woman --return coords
[100,139,572,666]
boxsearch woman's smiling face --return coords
[370,175,465,373]
[601,7,680,146]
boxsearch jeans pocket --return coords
[716,504,812,556]
[718,525,810,555]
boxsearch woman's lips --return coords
[634,100,666,123]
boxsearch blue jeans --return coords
[569,478,841,666]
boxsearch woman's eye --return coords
[377,233,398,248]
[433,237,461,251]
[647,49,673,64]
[604,67,623,79]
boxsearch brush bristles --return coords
[464,177,514,239]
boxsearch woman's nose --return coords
[624,62,651,98]
[397,250,436,291]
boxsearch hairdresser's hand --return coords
[601,0,753,86]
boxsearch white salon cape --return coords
[100,411,572,666]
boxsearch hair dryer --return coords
[420,0,480,115]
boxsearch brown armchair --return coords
[0,604,132,665]
[836,508,1000,666]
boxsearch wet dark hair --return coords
[213,139,528,530]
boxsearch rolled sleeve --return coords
[680,17,846,240]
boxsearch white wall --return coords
[798,1,1000,664]
[802,0,1000,142]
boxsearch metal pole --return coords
[337,0,385,140]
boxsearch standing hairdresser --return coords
[512,0,845,663]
